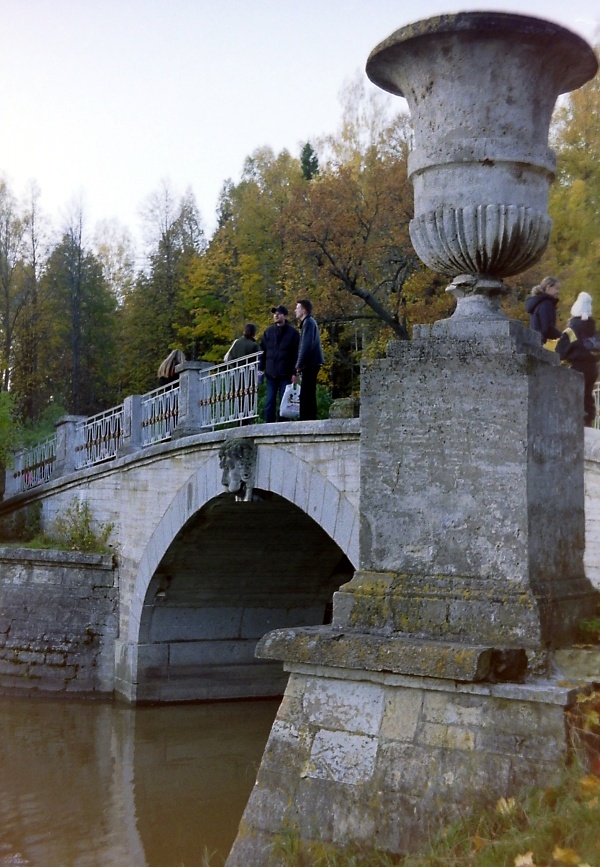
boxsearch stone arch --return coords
[126,445,358,645]
[120,443,359,700]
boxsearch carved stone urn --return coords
[366,12,598,319]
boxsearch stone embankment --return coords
[0,548,117,695]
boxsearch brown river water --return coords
[0,695,279,867]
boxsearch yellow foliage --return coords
[551,845,582,864]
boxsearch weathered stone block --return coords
[305,729,379,785]
[419,722,476,751]
[301,677,384,735]
[380,688,423,740]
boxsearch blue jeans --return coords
[264,376,292,423]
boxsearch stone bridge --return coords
[2,415,600,705]
[0,420,360,703]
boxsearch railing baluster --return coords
[141,380,180,446]
[15,434,57,491]
[75,405,124,469]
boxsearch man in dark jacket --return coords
[259,305,300,423]
[525,276,561,343]
[292,299,324,421]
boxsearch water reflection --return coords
[0,696,279,867]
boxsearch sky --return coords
[0,0,598,246]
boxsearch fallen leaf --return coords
[552,846,581,864]
[514,852,535,866]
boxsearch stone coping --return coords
[256,625,528,684]
[284,661,584,706]
[0,546,113,568]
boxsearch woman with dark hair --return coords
[224,324,259,362]
[525,276,562,344]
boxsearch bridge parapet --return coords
[6,354,262,498]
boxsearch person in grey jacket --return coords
[292,299,324,420]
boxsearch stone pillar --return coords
[119,395,143,456]
[334,319,598,660]
[53,415,86,476]
[227,326,599,865]
[3,449,24,498]
[172,361,212,438]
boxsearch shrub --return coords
[49,499,114,553]
[20,499,114,554]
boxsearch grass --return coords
[263,760,600,866]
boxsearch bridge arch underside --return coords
[135,490,354,703]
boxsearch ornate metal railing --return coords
[8,353,263,494]
[13,434,57,491]
[142,380,180,446]
[75,405,124,469]
[198,352,261,428]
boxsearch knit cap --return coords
[571,292,593,320]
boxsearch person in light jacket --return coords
[292,299,324,421]
[556,291,599,427]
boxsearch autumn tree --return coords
[547,59,600,308]
[511,49,600,326]
[119,182,205,394]
[180,149,305,362]
[0,179,28,392]
[39,208,118,416]
[10,183,51,420]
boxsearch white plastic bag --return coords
[279,383,300,419]
[223,340,236,362]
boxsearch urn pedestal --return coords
[227,14,599,865]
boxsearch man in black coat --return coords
[259,305,300,423]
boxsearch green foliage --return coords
[300,141,320,181]
[577,601,600,644]
[26,498,114,554]
[0,500,42,544]
[118,184,205,394]
[578,618,600,643]
[19,402,67,447]
[0,390,22,468]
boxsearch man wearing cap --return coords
[259,305,300,423]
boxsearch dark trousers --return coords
[299,366,320,420]
[264,375,292,423]
[573,361,598,426]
